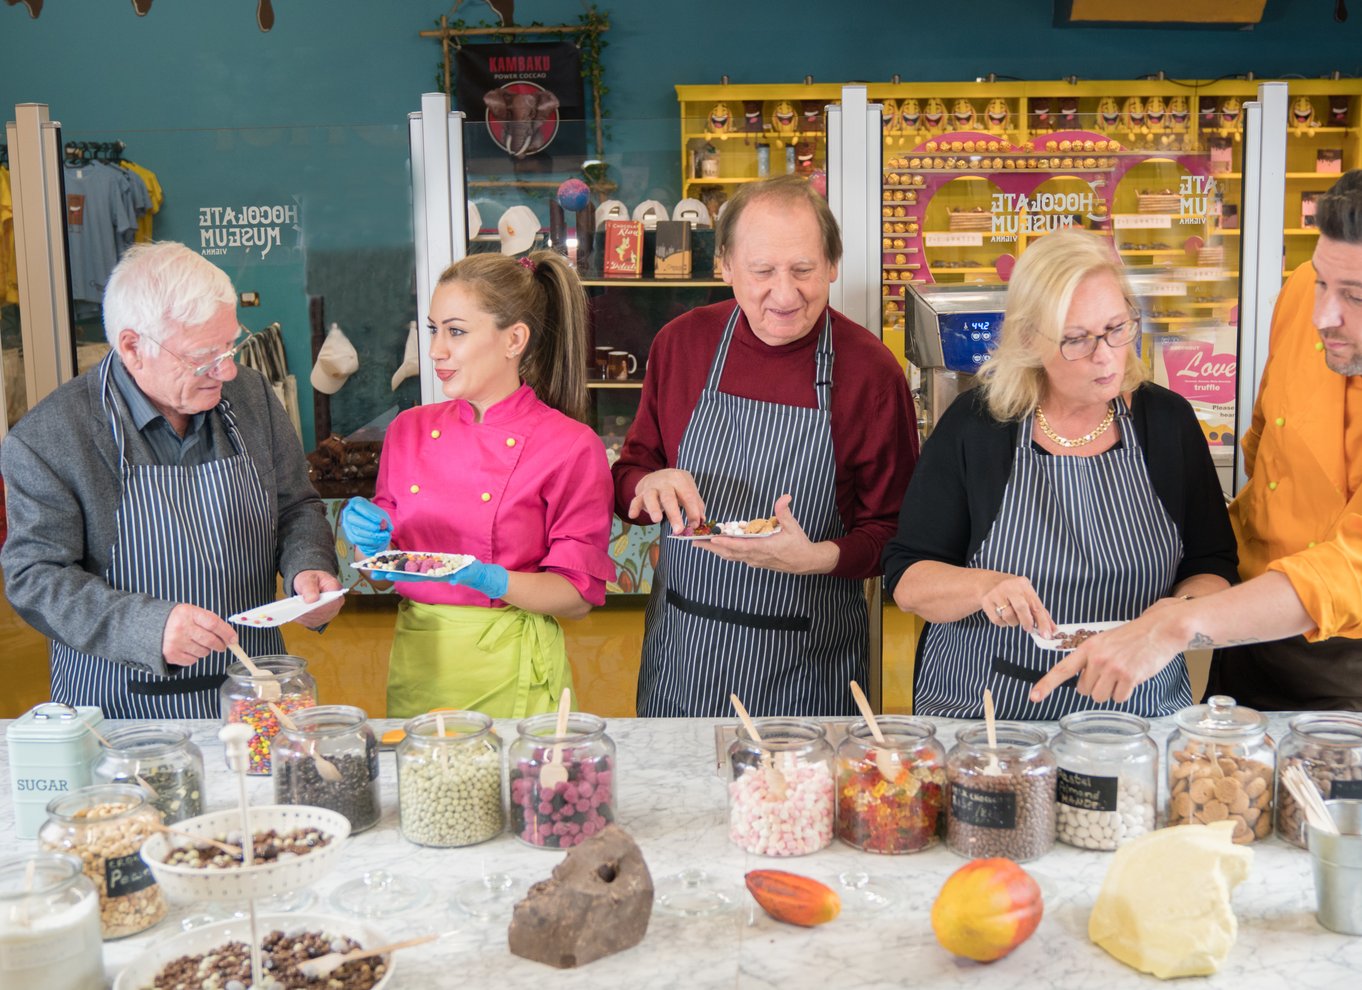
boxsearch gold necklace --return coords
[1035,403,1115,448]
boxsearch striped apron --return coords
[47,354,282,719]
[912,396,1192,720]
[636,306,867,718]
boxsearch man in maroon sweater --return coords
[613,175,919,717]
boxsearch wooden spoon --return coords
[297,932,442,980]
[267,702,343,783]
[849,680,900,784]
[228,642,282,701]
[539,689,572,790]
[153,823,243,858]
[1284,764,1339,836]
[86,723,159,799]
[982,688,1003,776]
[730,693,787,798]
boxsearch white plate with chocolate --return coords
[1030,620,1125,652]
[353,549,475,582]
[668,517,782,541]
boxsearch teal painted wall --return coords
[3,0,1361,446]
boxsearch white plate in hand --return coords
[228,589,347,627]
[667,529,782,542]
[1029,620,1125,652]
[353,550,475,582]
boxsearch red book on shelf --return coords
[603,220,644,278]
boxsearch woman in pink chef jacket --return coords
[341,252,616,718]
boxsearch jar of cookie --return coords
[1166,695,1275,844]
[728,718,835,856]
[1277,713,1362,848]
[1051,711,1157,850]
[946,724,1056,862]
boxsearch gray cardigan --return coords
[0,359,336,675]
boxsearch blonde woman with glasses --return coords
[882,227,1237,720]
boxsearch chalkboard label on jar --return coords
[105,852,156,897]
[1056,768,1120,812]
[951,783,1018,829]
[1331,778,1362,800]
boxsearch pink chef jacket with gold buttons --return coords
[372,384,616,606]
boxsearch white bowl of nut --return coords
[114,913,394,990]
[140,804,351,903]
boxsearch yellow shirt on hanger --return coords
[1,165,17,305]
[1230,262,1362,640]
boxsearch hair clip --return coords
[517,256,538,273]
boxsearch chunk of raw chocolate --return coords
[507,824,654,968]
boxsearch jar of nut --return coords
[1166,695,1275,844]
[836,716,946,854]
[509,711,616,849]
[37,783,167,939]
[946,723,1056,862]
[1277,713,1362,848]
[397,710,504,847]
[91,724,204,825]
[272,705,381,833]
[219,655,317,775]
[728,718,835,856]
[0,852,103,990]
[1050,711,1157,851]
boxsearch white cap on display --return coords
[632,199,669,229]
[498,205,539,256]
[594,198,628,226]
[672,197,712,227]
[467,201,482,238]
[310,323,359,395]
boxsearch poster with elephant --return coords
[455,41,586,174]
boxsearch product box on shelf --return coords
[602,220,645,278]
[654,220,693,279]
[1317,148,1343,174]
[1152,327,1238,450]
[1302,191,1320,229]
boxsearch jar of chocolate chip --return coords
[91,724,204,825]
[37,783,166,939]
[272,705,380,833]
[1166,695,1275,844]
[398,710,504,847]
[1050,711,1157,851]
[729,718,835,856]
[219,655,317,775]
[836,716,945,854]
[946,723,1056,862]
[509,711,616,849]
[1277,712,1362,848]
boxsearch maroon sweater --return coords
[611,301,919,580]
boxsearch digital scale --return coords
[905,284,1008,434]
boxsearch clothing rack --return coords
[62,140,126,165]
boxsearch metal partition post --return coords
[408,92,468,406]
[6,103,75,431]
[1234,82,1288,494]
[828,85,887,708]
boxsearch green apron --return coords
[387,600,571,718]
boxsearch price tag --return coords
[1057,768,1120,813]
[1142,281,1188,297]
[105,852,156,897]
[925,232,983,247]
[1113,214,1173,229]
[951,783,1018,829]
[1331,779,1362,800]
[1172,267,1232,282]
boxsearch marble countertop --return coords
[3,714,1358,989]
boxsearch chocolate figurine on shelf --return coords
[1057,95,1079,129]
[794,140,815,176]
[1167,96,1190,146]
[1144,96,1168,146]
[770,100,797,141]
[899,98,921,139]
[952,98,977,130]
[923,97,947,133]
[1030,96,1051,132]
[1290,95,1319,137]
[800,100,824,133]
[1199,96,1219,129]
[882,99,903,144]
[706,102,734,140]
[1096,96,1121,133]
[1329,94,1350,125]
[1220,96,1243,140]
[1121,96,1146,139]
[985,98,1010,133]
[742,100,765,141]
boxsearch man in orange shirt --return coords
[1032,170,1362,711]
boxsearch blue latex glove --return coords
[448,560,510,599]
[341,497,392,558]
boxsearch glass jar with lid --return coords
[398,710,504,847]
[1051,711,1157,850]
[272,705,380,833]
[1167,694,1275,844]
[728,718,835,856]
[508,711,616,849]
[836,716,946,854]
[219,654,317,775]
[91,724,204,825]
[0,852,103,990]
[37,783,167,939]
[1277,712,1362,848]
[946,723,1056,862]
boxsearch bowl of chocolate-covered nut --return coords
[114,913,395,990]
[140,805,351,903]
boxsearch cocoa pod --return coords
[744,870,840,927]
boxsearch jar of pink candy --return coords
[508,711,616,849]
[727,718,835,856]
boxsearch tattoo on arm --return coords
[1188,632,1256,649]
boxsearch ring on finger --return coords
[995,603,1011,615]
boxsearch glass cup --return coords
[0,852,103,990]
[593,345,613,379]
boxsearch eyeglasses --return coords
[1057,315,1140,361]
[146,328,254,377]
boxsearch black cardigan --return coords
[881,383,1240,594]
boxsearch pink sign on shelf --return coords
[1160,339,1237,405]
